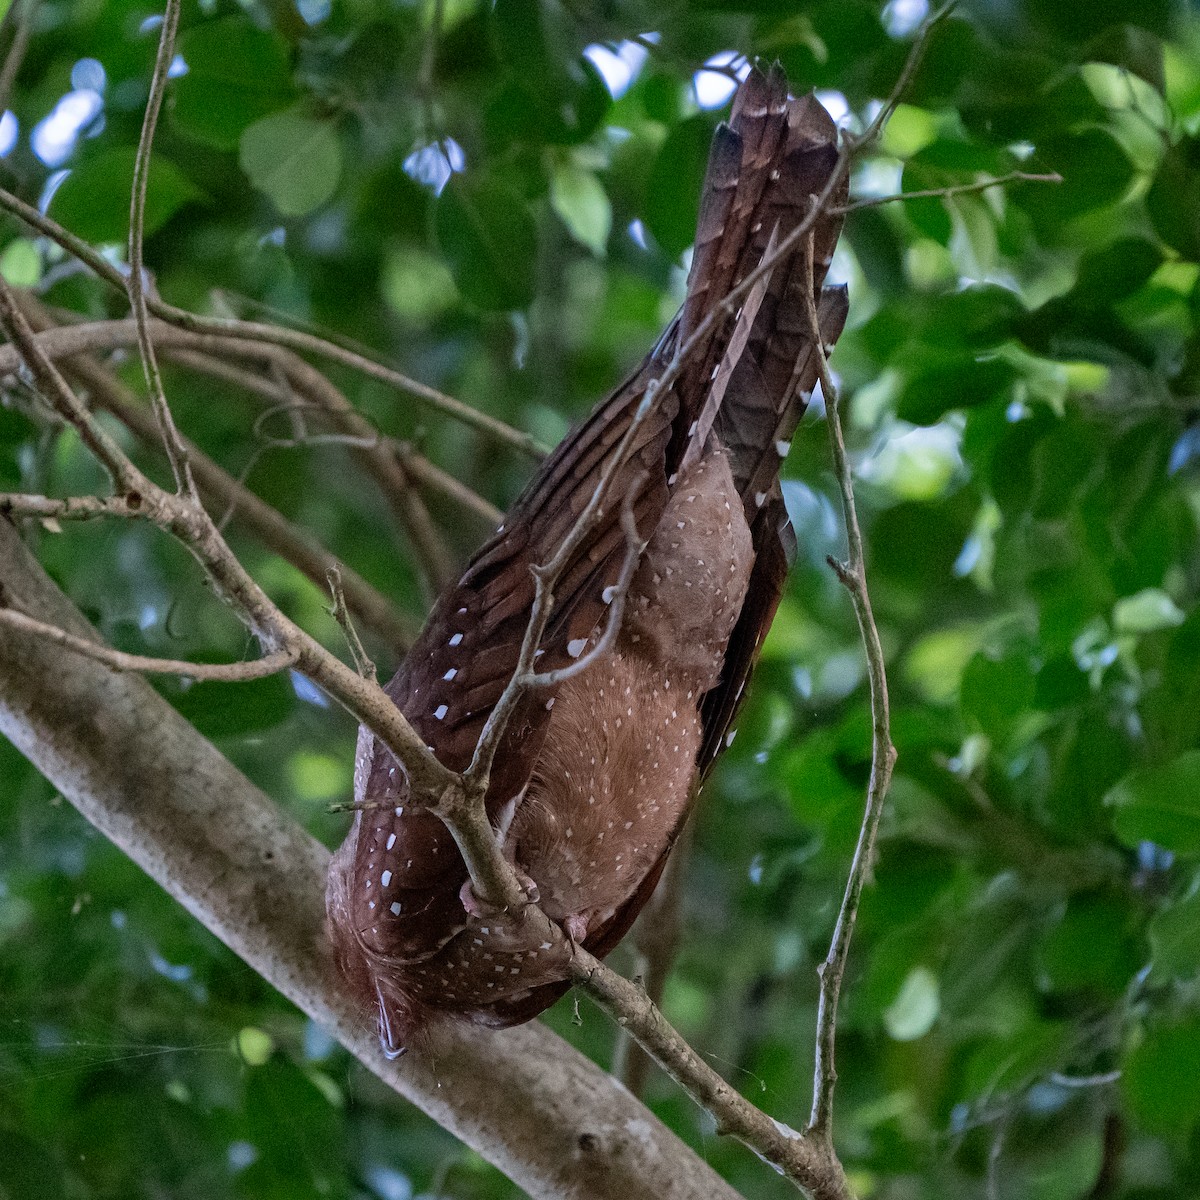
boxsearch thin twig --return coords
[833,170,1062,215]
[0,272,461,808]
[128,0,194,497]
[0,187,546,457]
[569,941,852,1200]
[0,0,37,116]
[0,291,138,489]
[15,296,417,655]
[801,227,897,1143]
[0,607,298,680]
[531,490,646,689]
[461,388,658,799]
[0,315,459,597]
[165,349,503,524]
[327,567,375,680]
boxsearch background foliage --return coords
[3,0,1200,1197]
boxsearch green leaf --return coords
[883,965,940,1041]
[644,115,715,259]
[1104,750,1200,853]
[173,17,296,150]
[48,148,203,243]
[896,356,1016,424]
[1149,885,1200,981]
[1122,1017,1200,1135]
[1072,237,1163,306]
[1038,892,1139,996]
[1147,135,1200,261]
[381,245,457,324]
[1022,128,1135,222]
[436,174,536,310]
[550,163,611,256]
[1113,588,1186,634]
[237,1026,274,1066]
[171,671,295,739]
[239,108,342,217]
[961,649,1036,741]
[0,239,41,287]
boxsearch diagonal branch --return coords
[0,271,460,805]
[0,606,297,680]
[0,516,742,1200]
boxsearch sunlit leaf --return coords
[240,108,342,217]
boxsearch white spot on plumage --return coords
[381,870,392,886]
[389,901,402,915]
[449,632,463,646]
[444,667,458,681]
[567,638,587,658]
[776,439,791,457]
[434,704,448,720]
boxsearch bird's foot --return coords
[563,914,589,945]
[458,868,540,919]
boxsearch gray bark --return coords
[0,515,742,1200]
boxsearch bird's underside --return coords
[327,64,849,1057]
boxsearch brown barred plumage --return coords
[327,65,849,1056]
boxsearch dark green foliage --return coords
[3,1,1200,1198]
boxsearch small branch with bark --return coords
[801,229,897,1146]
[0,605,297,680]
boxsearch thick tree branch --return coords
[0,516,742,1200]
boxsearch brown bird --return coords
[327,65,848,1057]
